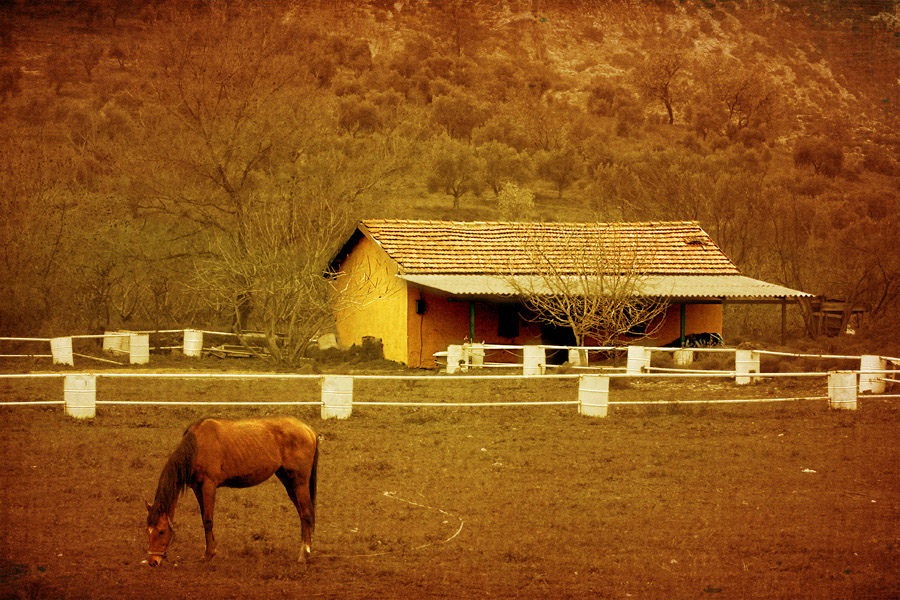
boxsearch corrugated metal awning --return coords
[400,274,813,302]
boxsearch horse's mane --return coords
[147,427,198,525]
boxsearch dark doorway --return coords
[540,323,576,364]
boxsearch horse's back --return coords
[189,416,314,437]
[189,417,316,483]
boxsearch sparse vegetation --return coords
[0,0,897,350]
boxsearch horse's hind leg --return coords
[276,468,314,562]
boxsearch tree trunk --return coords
[665,100,675,125]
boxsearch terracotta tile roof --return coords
[358,220,740,275]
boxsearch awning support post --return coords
[781,299,787,346]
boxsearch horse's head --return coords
[145,501,175,566]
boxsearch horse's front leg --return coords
[192,480,218,561]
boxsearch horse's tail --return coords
[309,439,318,531]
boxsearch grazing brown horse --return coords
[145,417,318,566]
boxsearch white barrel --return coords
[50,337,74,366]
[64,374,96,418]
[674,349,694,366]
[735,349,760,385]
[859,355,886,394]
[523,345,545,376]
[568,348,581,367]
[321,375,353,419]
[578,375,609,418]
[183,329,203,358]
[468,343,485,367]
[828,371,857,410]
[447,345,464,374]
[116,331,131,353]
[625,346,650,375]
[129,333,150,364]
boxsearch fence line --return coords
[2,368,896,419]
[0,400,66,406]
[95,401,323,406]
[4,330,898,385]
[73,353,124,365]
[353,400,581,407]
[2,370,896,382]
[0,329,237,367]
[441,343,896,380]
[97,372,323,379]
[352,373,579,381]
[755,349,862,360]
[610,396,828,405]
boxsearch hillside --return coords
[0,0,897,347]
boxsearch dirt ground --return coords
[1,368,898,599]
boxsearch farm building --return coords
[328,220,812,368]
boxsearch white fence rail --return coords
[2,368,898,420]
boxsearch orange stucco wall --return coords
[651,303,723,346]
[333,236,409,364]
[406,289,543,368]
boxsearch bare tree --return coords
[634,40,690,125]
[427,135,485,209]
[124,3,315,236]
[195,191,389,367]
[506,226,670,359]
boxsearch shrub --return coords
[793,137,844,177]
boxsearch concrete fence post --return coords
[578,375,609,418]
[183,329,204,358]
[321,375,353,419]
[674,349,694,366]
[129,334,150,365]
[447,345,464,374]
[735,349,760,385]
[523,345,546,376]
[859,355,886,394]
[51,337,74,366]
[64,374,96,418]
[626,346,650,375]
[828,371,857,410]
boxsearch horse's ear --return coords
[145,501,152,513]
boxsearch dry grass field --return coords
[1,370,898,600]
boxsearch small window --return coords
[498,306,519,339]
